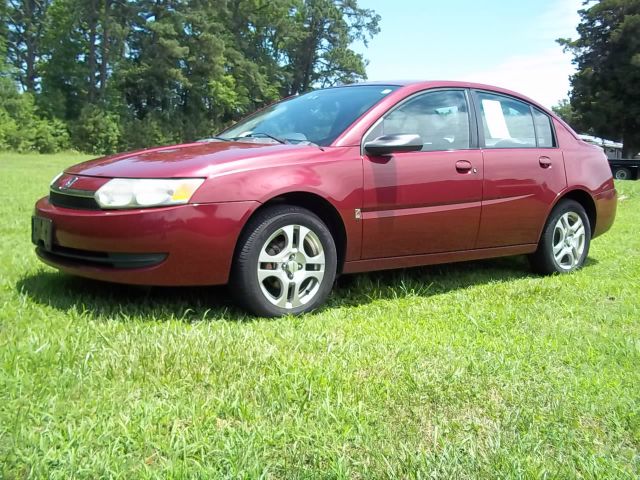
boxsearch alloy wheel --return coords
[257,224,325,309]
[552,212,586,270]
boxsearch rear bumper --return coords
[593,188,617,238]
[33,197,259,286]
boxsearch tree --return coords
[0,1,69,153]
[223,0,294,108]
[559,0,640,157]
[282,0,380,95]
[117,0,227,145]
[38,0,129,120]
[2,0,381,153]
[5,0,52,92]
[0,2,8,68]
[552,99,583,130]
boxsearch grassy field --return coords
[1,152,639,479]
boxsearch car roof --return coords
[352,79,514,89]
[353,79,527,94]
[345,79,551,113]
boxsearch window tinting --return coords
[369,90,470,151]
[219,85,399,146]
[533,108,555,148]
[477,92,536,148]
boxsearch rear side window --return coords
[477,92,536,148]
[532,108,556,148]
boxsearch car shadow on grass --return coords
[16,271,247,322]
[15,255,599,321]
[330,255,598,309]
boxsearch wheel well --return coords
[244,192,348,273]
[559,189,597,236]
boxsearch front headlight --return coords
[95,178,205,209]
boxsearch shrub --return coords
[71,105,121,155]
[0,78,70,153]
[34,118,70,153]
[119,114,178,151]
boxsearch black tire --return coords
[529,199,591,275]
[613,167,632,180]
[230,205,337,317]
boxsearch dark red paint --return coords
[34,81,616,286]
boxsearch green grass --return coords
[1,152,639,479]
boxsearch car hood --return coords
[65,141,321,178]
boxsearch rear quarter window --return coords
[532,108,556,148]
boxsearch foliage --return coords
[32,117,70,153]
[281,0,380,93]
[0,0,379,154]
[559,0,640,157]
[1,153,639,477]
[551,98,582,131]
[71,104,120,154]
[0,77,69,152]
[5,0,51,92]
[119,114,179,152]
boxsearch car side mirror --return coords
[364,134,423,156]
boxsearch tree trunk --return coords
[24,40,36,92]
[23,0,37,92]
[290,16,322,95]
[87,0,98,102]
[99,0,111,100]
[622,141,639,159]
[622,121,640,158]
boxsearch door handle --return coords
[455,160,473,173]
[539,156,552,168]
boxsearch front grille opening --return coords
[49,191,100,210]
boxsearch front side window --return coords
[219,85,399,146]
[366,90,471,151]
[477,92,536,148]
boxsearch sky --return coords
[354,0,583,108]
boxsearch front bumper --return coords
[33,197,259,286]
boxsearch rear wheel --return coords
[529,199,591,275]
[614,167,632,180]
[230,205,337,317]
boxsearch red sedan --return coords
[33,81,617,316]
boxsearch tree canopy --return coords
[559,0,640,157]
[0,0,379,154]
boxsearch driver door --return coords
[361,89,484,259]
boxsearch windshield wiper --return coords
[236,132,289,144]
[197,136,232,143]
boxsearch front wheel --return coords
[529,199,591,275]
[230,205,337,317]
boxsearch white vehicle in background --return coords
[579,134,639,180]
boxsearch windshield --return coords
[218,85,399,146]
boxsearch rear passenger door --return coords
[473,90,566,248]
